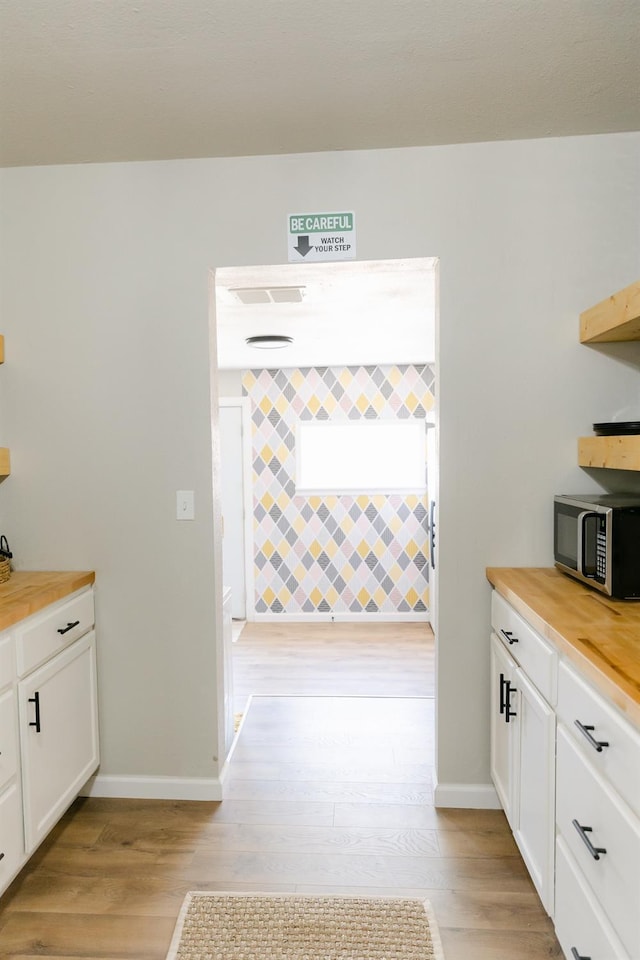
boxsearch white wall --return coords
[0,133,638,797]
[217,369,243,397]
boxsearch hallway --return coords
[226,622,560,958]
[223,692,559,959]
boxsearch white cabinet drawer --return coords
[0,782,24,894]
[558,660,640,819]
[491,592,557,703]
[0,633,13,689]
[555,837,629,960]
[16,587,94,678]
[556,726,640,958]
[0,687,18,791]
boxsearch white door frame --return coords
[219,396,255,621]
[208,259,439,789]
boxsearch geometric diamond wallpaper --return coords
[242,363,435,616]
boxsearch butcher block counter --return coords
[0,570,95,632]
[487,566,640,726]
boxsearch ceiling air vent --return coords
[269,286,305,303]
[231,286,306,305]
[232,288,270,305]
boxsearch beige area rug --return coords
[166,892,445,959]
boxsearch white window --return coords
[296,419,426,494]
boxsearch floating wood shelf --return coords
[580,280,640,343]
[0,448,10,478]
[579,435,640,472]
[0,335,4,363]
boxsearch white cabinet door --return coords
[490,628,556,917]
[0,782,24,891]
[0,687,19,792]
[490,632,518,828]
[18,631,99,852]
[514,665,556,916]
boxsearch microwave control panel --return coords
[596,515,607,580]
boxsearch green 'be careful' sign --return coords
[288,211,356,262]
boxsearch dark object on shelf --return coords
[0,535,11,583]
[593,421,640,436]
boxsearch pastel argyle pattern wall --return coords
[242,364,435,616]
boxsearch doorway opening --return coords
[210,257,439,774]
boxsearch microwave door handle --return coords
[577,510,597,577]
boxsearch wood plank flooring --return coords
[0,621,561,959]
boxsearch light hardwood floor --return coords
[0,621,561,959]
[232,620,435,710]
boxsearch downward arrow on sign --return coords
[294,235,312,256]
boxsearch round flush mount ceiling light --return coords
[245,335,293,349]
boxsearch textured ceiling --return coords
[1,0,639,167]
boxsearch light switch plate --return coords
[176,490,195,520]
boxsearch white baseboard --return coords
[80,774,223,801]
[434,782,501,809]
[253,612,430,623]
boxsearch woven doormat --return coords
[166,892,445,959]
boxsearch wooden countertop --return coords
[486,567,640,726]
[0,571,95,632]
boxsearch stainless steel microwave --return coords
[554,494,640,599]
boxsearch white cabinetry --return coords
[0,783,23,887]
[490,633,516,820]
[0,584,99,897]
[19,631,98,851]
[490,593,556,915]
[512,666,555,911]
[0,633,23,893]
[490,585,640,960]
[554,661,640,960]
[555,837,629,960]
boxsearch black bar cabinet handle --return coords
[499,673,506,715]
[57,620,80,635]
[28,692,41,733]
[574,720,609,753]
[505,681,517,723]
[500,629,518,645]
[572,819,606,860]
[0,852,4,861]
[571,949,591,960]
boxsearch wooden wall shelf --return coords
[0,448,10,478]
[0,335,4,363]
[578,435,640,472]
[580,280,640,343]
